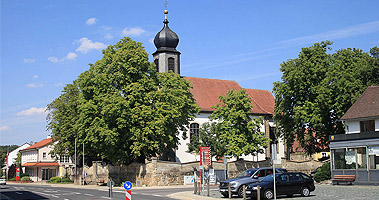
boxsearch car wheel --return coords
[263,189,274,199]
[237,185,245,198]
[301,186,310,197]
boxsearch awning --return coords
[22,162,59,167]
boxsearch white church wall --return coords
[175,112,282,163]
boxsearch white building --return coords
[6,143,30,167]
[20,137,72,182]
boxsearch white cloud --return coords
[26,83,43,88]
[278,20,379,47]
[48,52,78,63]
[75,37,107,54]
[23,59,35,63]
[65,52,78,60]
[0,126,10,131]
[48,57,59,63]
[105,33,113,40]
[86,17,97,25]
[16,107,46,116]
[101,26,112,30]
[54,82,64,87]
[33,75,39,79]
[122,27,146,36]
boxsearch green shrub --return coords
[21,173,29,178]
[9,177,16,181]
[47,176,73,183]
[314,162,331,183]
[21,176,31,181]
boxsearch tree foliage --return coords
[187,122,227,159]
[273,41,379,156]
[208,89,269,158]
[47,37,199,165]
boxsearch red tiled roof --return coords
[22,162,59,167]
[21,139,53,151]
[245,88,274,115]
[341,86,379,120]
[184,77,274,115]
[184,77,243,112]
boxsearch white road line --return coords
[34,191,59,198]
[153,194,162,197]
[101,196,111,199]
[85,193,94,196]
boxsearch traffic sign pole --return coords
[125,190,131,200]
[124,181,133,200]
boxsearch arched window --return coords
[154,59,159,72]
[190,123,200,145]
[168,57,175,72]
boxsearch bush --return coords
[47,176,73,183]
[21,173,29,178]
[9,177,16,181]
[314,162,331,183]
[21,176,31,181]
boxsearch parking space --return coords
[196,184,379,199]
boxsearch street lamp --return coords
[224,145,229,180]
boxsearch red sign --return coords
[16,167,21,181]
[200,147,211,166]
[125,190,131,200]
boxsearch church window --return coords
[168,58,175,72]
[190,123,199,145]
[154,59,159,72]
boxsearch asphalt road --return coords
[0,183,193,200]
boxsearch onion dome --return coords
[154,10,179,52]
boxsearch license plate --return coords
[220,189,228,192]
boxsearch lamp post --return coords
[224,145,229,180]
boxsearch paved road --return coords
[0,183,192,200]
[203,184,379,200]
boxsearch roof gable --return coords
[341,86,379,120]
[22,138,52,151]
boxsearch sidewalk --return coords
[9,181,221,200]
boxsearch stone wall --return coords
[73,159,271,186]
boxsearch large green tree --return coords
[209,89,269,158]
[273,41,379,156]
[47,37,199,165]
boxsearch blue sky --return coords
[1,1,379,145]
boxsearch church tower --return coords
[153,10,181,74]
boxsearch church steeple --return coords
[153,9,181,74]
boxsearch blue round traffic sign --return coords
[124,181,133,190]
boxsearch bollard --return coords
[243,185,246,200]
[207,181,210,197]
[228,183,231,199]
[194,180,197,194]
[197,182,200,195]
[257,185,261,200]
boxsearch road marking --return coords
[153,194,162,197]
[101,196,111,199]
[85,193,94,196]
[34,191,59,198]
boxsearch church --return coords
[152,10,285,164]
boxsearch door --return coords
[288,173,304,194]
[42,169,57,180]
[276,174,290,195]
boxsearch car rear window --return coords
[300,173,311,180]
